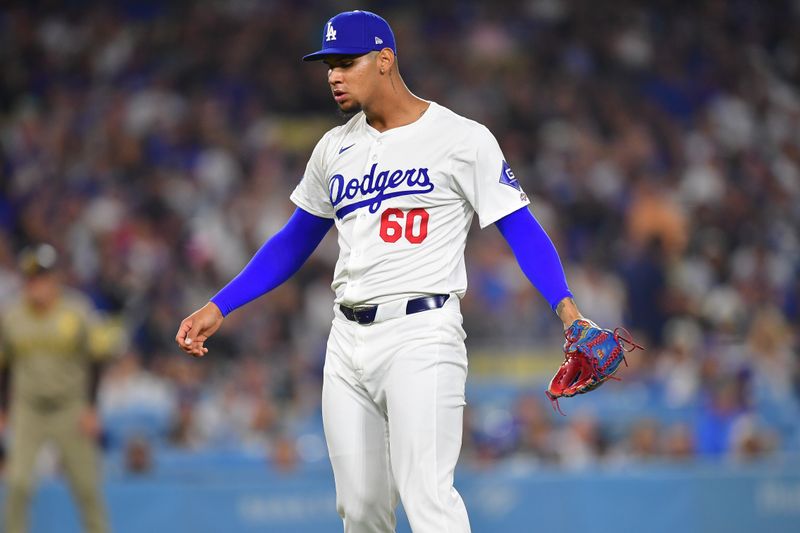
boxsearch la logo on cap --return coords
[325,22,337,41]
[302,11,397,62]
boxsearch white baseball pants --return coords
[322,296,471,533]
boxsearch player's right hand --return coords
[175,302,224,357]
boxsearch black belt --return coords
[339,294,450,325]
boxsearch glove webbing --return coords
[545,327,643,416]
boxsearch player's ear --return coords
[376,48,395,75]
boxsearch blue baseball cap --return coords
[303,10,396,62]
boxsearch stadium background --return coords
[0,0,798,531]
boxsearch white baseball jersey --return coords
[290,101,530,306]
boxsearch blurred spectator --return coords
[626,419,661,462]
[657,318,703,407]
[626,179,689,259]
[167,399,200,449]
[512,393,558,464]
[566,256,626,328]
[555,414,605,469]
[270,434,298,474]
[619,235,669,347]
[729,416,779,463]
[99,352,175,448]
[747,306,796,402]
[124,436,153,475]
[695,376,748,457]
[663,424,695,462]
[0,0,797,472]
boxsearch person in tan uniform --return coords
[0,244,110,533]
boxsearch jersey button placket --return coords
[344,212,367,302]
[346,137,381,303]
[370,137,383,162]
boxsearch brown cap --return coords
[18,243,59,277]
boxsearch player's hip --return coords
[328,295,465,353]
[333,292,463,324]
[326,295,466,374]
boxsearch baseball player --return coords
[0,244,111,533]
[176,10,585,533]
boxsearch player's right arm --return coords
[176,207,333,357]
[177,129,338,358]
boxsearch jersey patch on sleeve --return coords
[499,160,520,191]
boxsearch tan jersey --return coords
[0,290,105,406]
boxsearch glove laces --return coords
[545,327,644,416]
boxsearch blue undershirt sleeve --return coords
[494,206,573,311]
[210,208,334,317]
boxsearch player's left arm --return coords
[456,124,583,326]
[494,206,582,327]
[496,207,643,411]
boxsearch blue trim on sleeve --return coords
[210,208,333,316]
[495,206,573,311]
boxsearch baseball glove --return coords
[545,319,643,415]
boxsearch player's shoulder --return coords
[430,102,479,128]
[429,102,498,154]
[58,288,95,319]
[429,103,496,143]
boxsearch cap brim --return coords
[302,47,372,61]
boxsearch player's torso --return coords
[2,296,90,403]
[322,105,473,304]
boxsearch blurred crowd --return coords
[0,0,798,477]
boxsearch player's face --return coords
[24,271,60,310]
[324,53,380,114]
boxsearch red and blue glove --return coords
[546,319,643,415]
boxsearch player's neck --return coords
[363,86,429,133]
